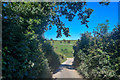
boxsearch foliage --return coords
[2,2,110,79]
[2,2,59,79]
[50,38,53,41]
[41,42,60,72]
[51,2,94,37]
[73,22,120,80]
[93,20,110,37]
[67,40,70,43]
[60,41,62,43]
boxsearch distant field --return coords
[50,40,77,58]
[45,40,77,63]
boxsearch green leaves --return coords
[73,25,120,80]
[2,2,115,79]
[2,2,61,79]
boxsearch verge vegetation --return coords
[73,21,120,80]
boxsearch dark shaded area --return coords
[53,64,74,74]
[61,64,74,69]
[21,78,84,80]
[54,78,83,80]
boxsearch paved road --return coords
[52,58,83,79]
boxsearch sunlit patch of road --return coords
[52,58,83,79]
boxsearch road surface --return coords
[52,58,83,79]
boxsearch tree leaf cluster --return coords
[73,22,120,80]
[2,2,61,79]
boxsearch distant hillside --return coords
[45,40,77,63]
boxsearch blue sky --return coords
[44,2,118,40]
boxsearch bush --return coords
[75,49,117,80]
[73,25,120,80]
[2,2,60,79]
[41,42,60,72]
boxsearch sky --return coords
[44,2,118,40]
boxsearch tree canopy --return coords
[2,1,112,79]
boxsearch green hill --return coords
[48,40,77,63]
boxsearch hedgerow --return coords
[73,21,120,80]
[2,2,60,79]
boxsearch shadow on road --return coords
[53,58,83,79]
[53,64,74,74]
[61,64,74,69]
